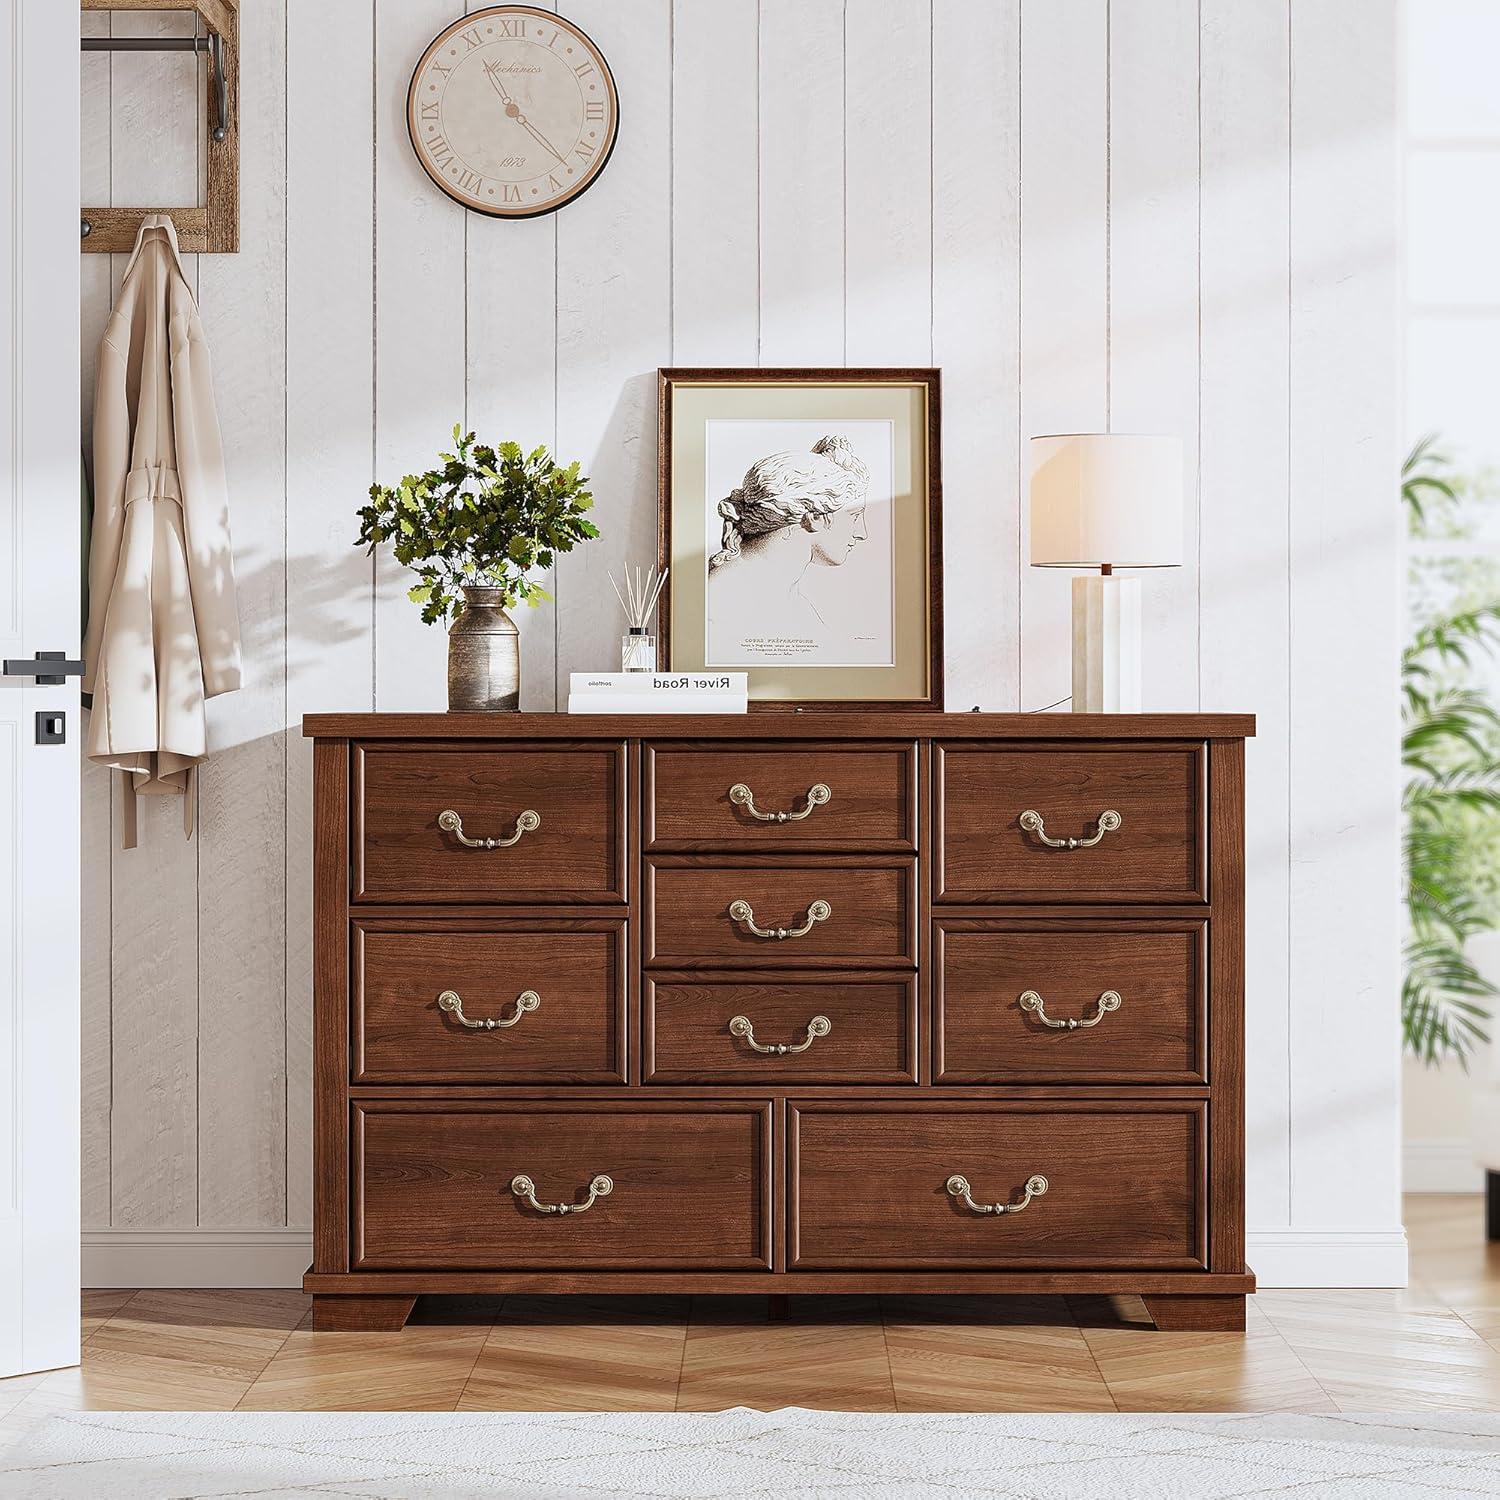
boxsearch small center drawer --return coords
[355,1100,772,1270]
[644,971,917,1083]
[353,919,627,1085]
[354,742,627,903]
[645,857,918,968]
[935,742,1205,903]
[788,1101,1205,1270]
[934,917,1205,1084]
[644,741,917,851]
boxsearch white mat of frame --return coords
[5,1409,1500,1498]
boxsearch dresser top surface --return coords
[303,711,1255,741]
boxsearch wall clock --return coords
[407,5,619,219]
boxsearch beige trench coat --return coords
[82,215,241,847]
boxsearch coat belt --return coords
[122,464,182,506]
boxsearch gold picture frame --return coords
[657,368,943,710]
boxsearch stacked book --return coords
[568,671,748,714]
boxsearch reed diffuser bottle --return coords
[610,565,668,673]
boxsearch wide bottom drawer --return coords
[354,1100,772,1270]
[788,1101,1205,1270]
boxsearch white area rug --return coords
[4,1409,1500,1498]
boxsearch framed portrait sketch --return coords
[657,368,942,710]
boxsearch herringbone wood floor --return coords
[3,1197,1498,1419]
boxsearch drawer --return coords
[935,742,1205,902]
[788,1101,1205,1269]
[645,857,917,968]
[644,972,917,1084]
[644,741,917,852]
[934,918,1205,1084]
[354,1101,772,1270]
[353,919,627,1085]
[353,743,627,903]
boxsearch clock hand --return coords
[514,113,569,167]
[481,57,567,165]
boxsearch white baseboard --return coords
[82,1229,311,1289]
[1404,1138,1485,1194]
[84,1225,1408,1292]
[1247,1226,1409,1288]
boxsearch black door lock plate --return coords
[35,710,65,745]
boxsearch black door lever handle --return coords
[3,651,85,685]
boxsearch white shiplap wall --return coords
[79,0,1403,1288]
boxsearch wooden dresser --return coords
[302,712,1255,1332]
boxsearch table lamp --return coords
[1029,433,1183,712]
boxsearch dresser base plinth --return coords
[312,1293,417,1332]
[1141,1293,1246,1332]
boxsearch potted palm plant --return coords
[356,426,599,710]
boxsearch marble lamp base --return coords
[1071,572,1142,713]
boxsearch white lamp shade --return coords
[1029,433,1184,568]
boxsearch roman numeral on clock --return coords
[502,184,523,203]
[427,134,456,168]
[575,139,595,163]
[420,100,439,122]
[498,17,526,38]
[585,99,605,121]
[573,61,595,80]
[454,168,484,194]
[548,172,563,192]
[458,26,482,50]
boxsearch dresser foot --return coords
[313,1294,417,1332]
[767,1295,791,1321]
[1141,1293,1246,1332]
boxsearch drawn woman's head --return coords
[709,435,870,572]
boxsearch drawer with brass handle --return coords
[645,857,917,968]
[352,919,627,1084]
[644,741,918,851]
[354,1100,772,1269]
[935,742,1206,902]
[353,742,627,903]
[934,917,1205,1084]
[644,972,918,1083]
[787,1100,1205,1270]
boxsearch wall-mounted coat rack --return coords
[80,0,239,254]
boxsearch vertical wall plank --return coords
[555,0,673,686]
[79,5,112,1231]
[846,0,932,365]
[465,5,560,710]
[285,0,376,1230]
[1287,0,1402,1234]
[1200,0,1292,1230]
[1018,0,1109,712]
[673,0,758,367]
[759,0,844,364]
[1109,0,1200,711]
[195,0,289,1230]
[933,0,1020,710]
[374,2,467,712]
[106,8,200,1228]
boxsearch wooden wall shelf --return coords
[80,0,239,254]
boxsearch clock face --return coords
[407,5,619,218]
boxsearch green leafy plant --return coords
[1402,436,1500,1064]
[355,426,599,625]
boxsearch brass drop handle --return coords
[729,1013,831,1055]
[510,1172,613,1216]
[438,807,541,849]
[728,897,831,940]
[728,781,832,823]
[438,988,541,1031]
[1019,808,1121,850]
[946,1173,1049,1216]
[1019,989,1121,1031]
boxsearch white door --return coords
[0,1,82,1378]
